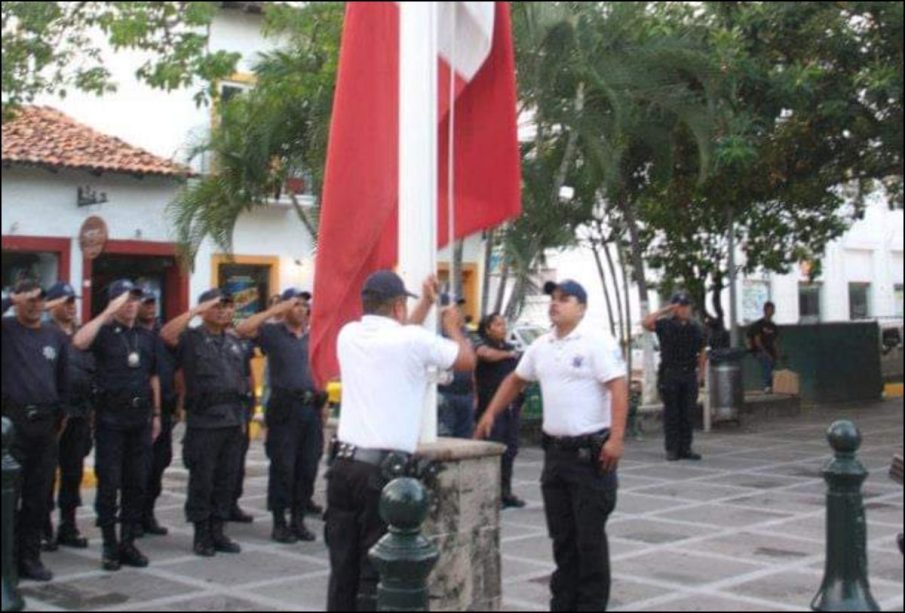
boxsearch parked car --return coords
[508,323,547,352]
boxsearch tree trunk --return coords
[617,242,633,380]
[481,229,495,316]
[603,235,626,346]
[504,269,526,322]
[494,255,510,314]
[590,239,617,339]
[619,195,656,404]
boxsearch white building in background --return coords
[533,192,903,334]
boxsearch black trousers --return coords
[94,420,150,529]
[488,402,522,496]
[659,371,698,454]
[265,396,322,514]
[9,414,58,562]
[47,414,93,518]
[145,412,174,518]
[232,407,254,507]
[541,448,618,612]
[182,425,243,523]
[324,458,387,612]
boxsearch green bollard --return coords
[811,420,879,612]
[369,477,439,612]
[2,417,25,612]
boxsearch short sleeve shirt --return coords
[655,317,705,371]
[337,315,460,453]
[515,324,626,437]
[90,322,157,396]
[1,318,69,407]
[474,336,519,413]
[257,323,317,392]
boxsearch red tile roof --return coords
[2,106,190,178]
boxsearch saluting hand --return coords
[104,291,131,316]
[272,297,301,316]
[194,296,224,315]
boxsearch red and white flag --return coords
[310,2,521,386]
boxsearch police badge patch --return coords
[572,355,584,368]
[43,346,57,361]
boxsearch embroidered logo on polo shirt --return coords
[572,355,584,368]
[43,346,57,361]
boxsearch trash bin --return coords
[709,348,746,422]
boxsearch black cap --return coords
[46,282,78,301]
[198,288,234,304]
[281,288,312,302]
[361,270,417,300]
[543,279,588,305]
[108,279,143,301]
[439,293,466,307]
[670,291,692,306]
[13,279,45,298]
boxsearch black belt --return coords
[272,388,319,405]
[661,365,697,374]
[542,429,610,452]
[2,402,58,422]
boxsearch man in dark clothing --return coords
[227,315,257,524]
[438,294,476,439]
[1,281,69,582]
[643,291,707,462]
[74,279,161,571]
[44,282,95,551]
[236,288,320,543]
[474,312,525,509]
[136,291,177,537]
[161,289,247,557]
[747,301,780,392]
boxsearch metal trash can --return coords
[709,348,746,422]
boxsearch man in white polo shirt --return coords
[476,279,628,612]
[325,270,476,611]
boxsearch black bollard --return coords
[369,477,439,612]
[811,420,879,612]
[2,417,25,612]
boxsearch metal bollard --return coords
[2,417,25,612]
[369,477,439,612]
[811,420,879,612]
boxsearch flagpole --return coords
[399,2,439,443]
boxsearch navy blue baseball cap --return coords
[670,291,693,306]
[544,279,588,304]
[197,288,233,304]
[46,282,78,301]
[108,279,143,301]
[361,270,418,300]
[281,288,312,302]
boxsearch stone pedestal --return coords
[322,420,505,611]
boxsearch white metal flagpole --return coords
[399,2,439,443]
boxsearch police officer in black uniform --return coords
[44,282,95,550]
[236,288,320,543]
[2,280,69,582]
[161,289,246,557]
[226,312,256,524]
[643,291,707,462]
[136,291,177,536]
[74,279,161,571]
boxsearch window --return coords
[2,251,59,293]
[799,283,822,323]
[849,283,871,320]
[896,284,904,318]
[218,263,272,322]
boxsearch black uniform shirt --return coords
[177,326,248,428]
[145,322,178,406]
[90,322,157,397]
[474,336,519,414]
[257,323,316,392]
[655,317,705,372]
[54,324,96,415]
[1,317,69,407]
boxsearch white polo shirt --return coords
[516,323,627,437]
[337,315,460,453]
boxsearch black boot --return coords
[228,505,254,523]
[193,521,215,557]
[211,519,241,553]
[291,509,316,542]
[19,556,53,582]
[57,508,89,548]
[142,511,169,536]
[118,524,149,567]
[304,499,324,516]
[500,462,526,509]
[271,511,297,544]
[101,526,121,571]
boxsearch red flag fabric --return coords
[310,2,521,386]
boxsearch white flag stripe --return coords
[437,1,494,81]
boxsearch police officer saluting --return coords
[2,281,69,582]
[44,282,95,550]
[642,291,707,462]
[476,280,628,612]
[236,288,319,543]
[74,279,161,571]
[161,289,246,557]
[326,271,475,611]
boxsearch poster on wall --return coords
[743,280,770,322]
[223,274,261,321]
